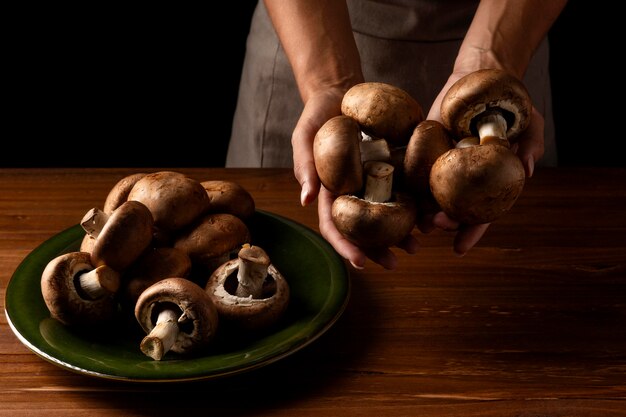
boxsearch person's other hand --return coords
[423,71,545,256]
[292,87,419,269]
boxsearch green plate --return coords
[5,210,350,382]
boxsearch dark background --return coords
[5,2,619,167]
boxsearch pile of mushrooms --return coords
[314,82,421,248]
[40,171,290,361]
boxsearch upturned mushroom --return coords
[135,277,218,361]
[332,161,416,248]
[430,69,529,225]
[127,171,210,234]
[80,200,154,272]
[201,180,255,220]
[440,68,532,145]
[174,213,251,273]
[341,82,424,146]
[41,252,120,326]
[205,244,289,332]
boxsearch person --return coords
[227,0,567,270]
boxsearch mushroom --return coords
[103,172,147,214]
[41,252,120,326]
[127,171,209,234]
[135,277,218,361]
[313,115,363,196]
[205,244,289,332]
[430,144,525,224]
[314,115,393,196]
[440,69,532,145]
[121,247,192,311]
[174,213,251,273]
[429,69,530,225]
[80,200,154,272]
[341,82,424,146]
[332,161,417,248]
[403,120,454,201]
[201,180,255,220]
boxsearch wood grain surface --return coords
[1,167,625,416]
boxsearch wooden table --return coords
[1,168,625,416]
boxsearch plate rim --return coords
[4,209,350,382]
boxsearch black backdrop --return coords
[5,2,619,167]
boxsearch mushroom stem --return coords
[80,208,110,239]
[476,111,508,145]
[77,265,120,300]
[360,135,391,163]
[140,309,180,361]
[235,244,270,299]
[363,161,394,203]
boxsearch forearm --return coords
[263,0,363,102]
[455,0,568,78]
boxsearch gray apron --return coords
[227,0,557,167]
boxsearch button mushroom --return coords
[430,69,529,225]
[205,244,289,332]
[174,213,251,273]
[121,247,192,311]
[127,171,210,234]
[332,161,417,248]
[201,180,256,221]
[134,277,218,361]
[103,172,147,215]
[80,200,154,272]
[341,82,424,146]
[41,252,120,326]
[403,120,454,203]
[440,69,532,144]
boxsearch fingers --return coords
[432,212,490,256]
[292,115,321,207]
[512,107,545,178]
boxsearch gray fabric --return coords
[227,1,557,168]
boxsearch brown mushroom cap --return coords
[90,201,154,272]
[122,247,192,310]
[41,252,118,326]
[127,171,210,233]
[430,144,525,224]
[440,69,532,141]
[313,115,363,196]
[103,173,147,215]
[205,257,290,332]
[341,82,424,146]
[403,120,454,198]
[331,193,417,248]
[201,180,256,220]
[174,213,251,271]
[134,277,219,356]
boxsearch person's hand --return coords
[292,88,419,270]
[424,71,545,256]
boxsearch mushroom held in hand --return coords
[341,82,424,146]
[135,278,218,361]
[440,69,532,144]
[332,161,416,248]
[430,69,529,225]
[41,252,120,326]
[205,244,289,332]
[403,120,454,202]
[80,201,154,272]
